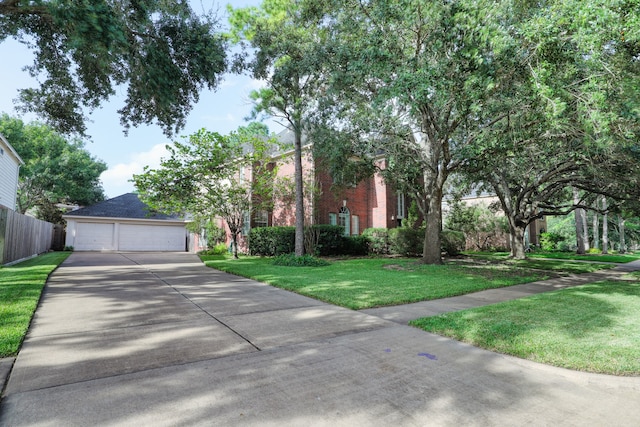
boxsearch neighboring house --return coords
[446,189,548,248]
[63,193,189,251]
[0,133,24,211]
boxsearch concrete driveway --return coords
[1,252,639,426]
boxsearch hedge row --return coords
[363,227,464,256]
[248,225,368,256]
[249,226,465,257]
[248,226,296,256]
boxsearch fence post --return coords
[0,208,7,264]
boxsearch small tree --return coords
[133,127,279,259]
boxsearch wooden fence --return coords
[0,207,53,265]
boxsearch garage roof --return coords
[64,193,182,221]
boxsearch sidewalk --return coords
[362,260,640,323]
[1,253,639,426]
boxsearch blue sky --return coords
[0,0,279,199]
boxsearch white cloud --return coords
[244,78,266,91]
[100,143,170,198]
[219,79,237,89]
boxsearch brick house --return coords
[224,128,406,251]
[215,129,545,254]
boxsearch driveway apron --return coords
[1,252,639,426]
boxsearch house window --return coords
[397,193,406,219]
[254,210,268,228]
[242,211,251,236]
[338,206,350,236]
[239,165,245,184]
[331,170,357,187]
[329,213,337,226]
[352,215,359,235]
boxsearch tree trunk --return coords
[592,202,599,250]
[582,207,590,251]
[231,231,239,259]
[602,196,609,254]
[509,221,527,260]
[619,215,626,254]
[573,189,587,254]
[421,194,443,264]
[294,126,305,256]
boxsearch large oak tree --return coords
[0,0,227,136]
[306,0,531,263]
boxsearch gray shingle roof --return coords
[64,193,181,220]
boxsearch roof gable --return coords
[0,133,25,165]
[63,193,181,221]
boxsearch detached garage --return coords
[63,193,188,252]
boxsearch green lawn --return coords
[467,251,640,264]
[201,255,613,310]
[410,280,640,376]
[528,252,640,263]
[0,252,70,357]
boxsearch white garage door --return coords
[118,224,185,251]
[74,222,115,251]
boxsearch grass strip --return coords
[467,251,640,264]
[0,252,71,357]
[410,280,640,376]
[200,255,611,310]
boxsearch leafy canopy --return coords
[0,0,227,136]
[132,125,281,258]
[0,114,106,221]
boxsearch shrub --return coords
[363,228,390,254]
[540,232,565,251]
[312,224,346,256]
[248,227,295,256]
[205,223,226,249]
[250,225,348,256]
[587,247,603,254]
[272,254,330,267]
[198,243,228,256]
[444,201,508,251]
[343,235,370,256]
[441,230,465,256]
[388,227,424,256]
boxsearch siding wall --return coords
[0,141,21,211]
[0,208,53,265]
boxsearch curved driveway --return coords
[1,252,639,426]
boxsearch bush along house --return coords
[217,127,410,253]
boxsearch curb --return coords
[0,357,15,399]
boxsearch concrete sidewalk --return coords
[1,252,639,426]
[363,260,640,323]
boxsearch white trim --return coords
[0,133,25,165]
[65,217,187,251]
[339,206,350,236]
[62,214,188,226]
